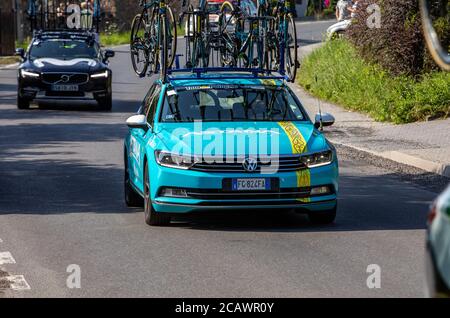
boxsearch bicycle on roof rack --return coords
[266,0,299,81]
[217,1,269,70]
[26,0,102,33]
[179,0,223,69]
[217,0,298,82]
[130,0,177,78]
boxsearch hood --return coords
[327,20,352,33]
[26,57,103,73]
[156,121,328,157]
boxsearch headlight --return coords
[155,151,199,170]
[20,70,40,78]
[90,70,109,79]
[300,150,333,168]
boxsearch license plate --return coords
[232,178,271,191]
[52,85,78,92]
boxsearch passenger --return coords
[336,0,352,21]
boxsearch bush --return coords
[298,40,450,123]
[346,0,450,76]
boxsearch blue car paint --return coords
[124,75,339,214]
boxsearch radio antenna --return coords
[315,75,323,131]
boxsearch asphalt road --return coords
[0,21,439,298]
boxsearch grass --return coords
[100,31,131,46]
[297,39,450,124]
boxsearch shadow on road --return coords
[0,134,431,232]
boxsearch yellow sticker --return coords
[278,122,311,202]
[260,79,277,86]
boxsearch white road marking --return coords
[4,275,31,291]
[0,238,3,243]
[0,252,16,265]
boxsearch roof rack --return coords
[166,67,289,82]
[33,29,98,43]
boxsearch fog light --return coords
[161,188,189,198]
[310,186,331,196]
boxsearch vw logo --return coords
[242,157,258,172]
[60,75,70,83]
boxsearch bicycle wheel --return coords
[184,5,195,68]
[130,13,149,77]
[219,1,238,66]
[285,14,298,82]
[159,13,169,79]
[166,6,177,70]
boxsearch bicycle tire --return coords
[130,13,149,77]
[219,1,237,67]
[285,14,298,81]
[160,13,169,80]
[166,6,177,69]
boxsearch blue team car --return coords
[124,70,339,226]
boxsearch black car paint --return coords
[16,33,114,109]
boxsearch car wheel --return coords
[98,94,112,111]
[308,205,337,225]
[143,163,171,226]
[124,152,143,207]
[17,95,30,109]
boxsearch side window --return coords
[146,85,162,125]
[140,84,156,115]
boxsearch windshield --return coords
[161,86,306,123]
[29,40,99,59]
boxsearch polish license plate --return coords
[52,85,78,92]
[232,178,271,191]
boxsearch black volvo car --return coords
[15,30,115,110]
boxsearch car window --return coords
[160,85,306,123]
[29,40,99,59]
[146,86,161,125]
[139,84,157,115]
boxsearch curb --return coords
[0,62,19,70]
[328,140,450,179]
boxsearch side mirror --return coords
[104,49,115,61]
[15,48,25,59]
[126,114,148,131]
[314,113,335,129]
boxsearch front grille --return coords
[191,155,306,173]
[45,91,85,97]
[185,187,312,200]
[42,73,89,85]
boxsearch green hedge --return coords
[297,40,450,124]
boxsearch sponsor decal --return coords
[278,121,311,202]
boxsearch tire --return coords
[98,94,112,111]
[285,14,298,82]
[308,205,337,225]
[17,95,30,109]
[143,162,171,226]
[219,1,237,67]
[159,14,169,80]
[166,6,177,70]
[130,13,149,77]
[17,98,30,109]
[124,152,143,207]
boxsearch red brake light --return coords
[427,204,437,225]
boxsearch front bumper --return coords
[18,75,111,102]
[149,161,339,214]
[426,240,450,298]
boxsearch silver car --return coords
[426,185,450,298]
